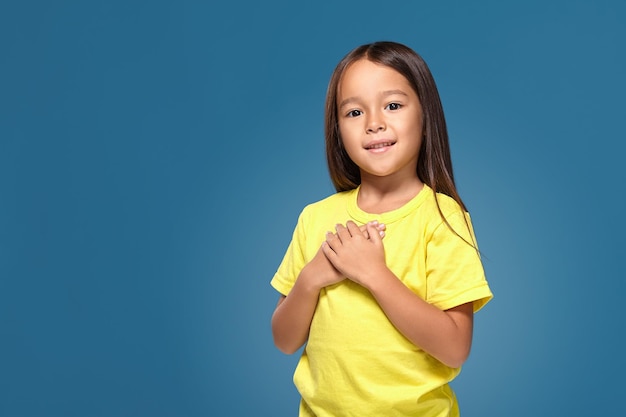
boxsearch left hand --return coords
[321,220,388,289]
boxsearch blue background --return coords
[1,0,625,416]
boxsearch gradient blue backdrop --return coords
[2,1,624,416]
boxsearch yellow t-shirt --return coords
[271,185,492,417]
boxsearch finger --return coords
[369,220,386,237]
[345,221,362,237]
[321,241,338,263]
[363,221,385,239]
[377,222,386,238]
[366,222,384,245]
[325,231,339,252]
[335,223,351,241]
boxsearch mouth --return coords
[364,140,396,151]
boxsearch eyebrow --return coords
[338,89,409,109]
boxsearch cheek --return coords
[338,121,350,138]
[402,118,424,141]
[339,136,362,163]
[338,124,358,147]
[341,140,359,159]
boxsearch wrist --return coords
[362,266,395,294]
[297,265,325,294]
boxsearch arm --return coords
[365,270,473,368]
[271,246,344,354]
[272,222,386,355]
[322,221,473,368]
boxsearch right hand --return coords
[299,221,386,291]
[300,245,345,290]
[359,220,386,240]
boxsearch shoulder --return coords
[420,186,466,219]
[415,187,477,244]
[301,189,355,215]
[290,189,356,234]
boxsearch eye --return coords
[346,109,362,118]
[386,102,402,111]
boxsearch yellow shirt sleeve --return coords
[425,210,492,312]
[271,210,308,296]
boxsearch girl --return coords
[271,41,492,417]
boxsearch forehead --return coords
[337,59,413,99]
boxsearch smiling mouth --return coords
[365,141,396,150]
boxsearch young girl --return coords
[271,41,492,417]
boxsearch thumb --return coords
[366,222,384,245]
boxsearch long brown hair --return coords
[325,41,467,212]
[325,41,478,249]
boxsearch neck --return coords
[357,174,424,214]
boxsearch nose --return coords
[366,111,386,133]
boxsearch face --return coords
[336,59,424,184]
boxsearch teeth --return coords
[368,142,394,149]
